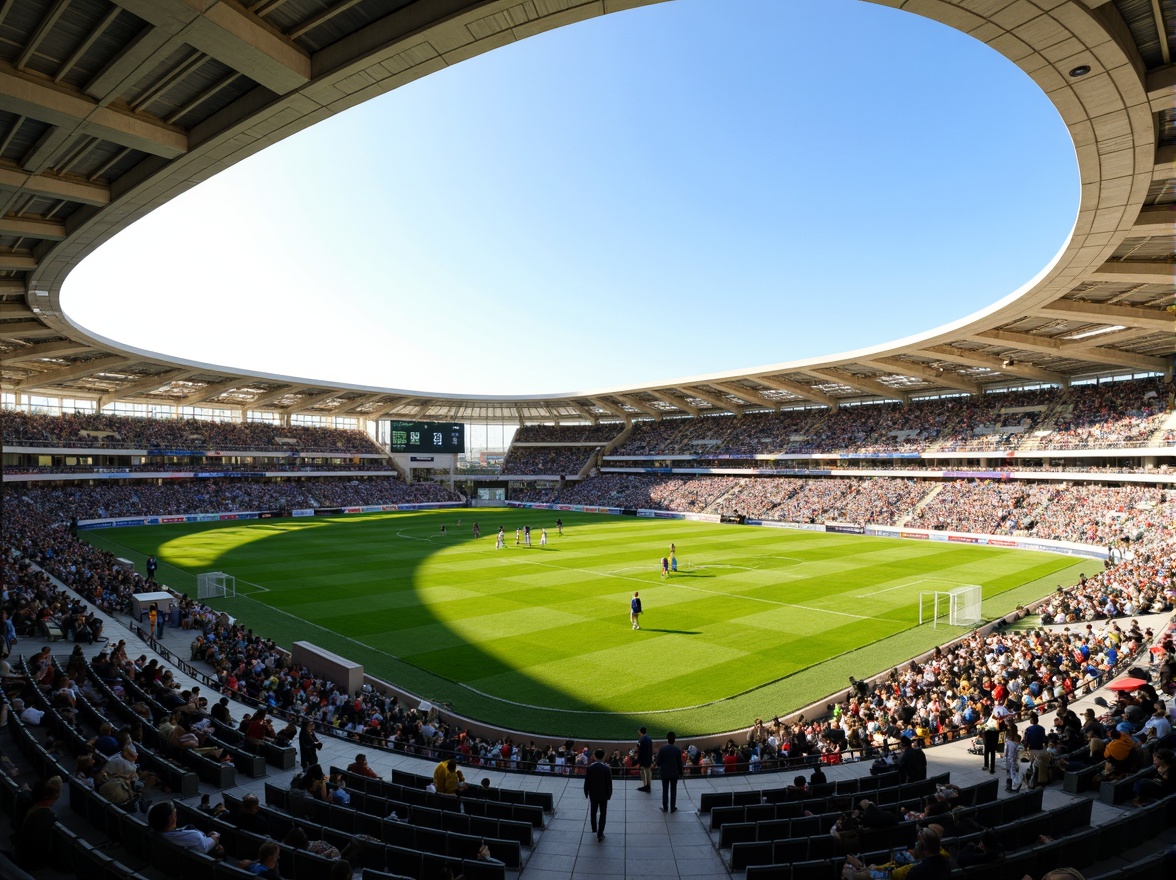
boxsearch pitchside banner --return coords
[601,467,837,477]
[825,523,865,535]
[507,501,623,515]
[77,501,463,530]
[747,520,826,532]
[865,525,1107,560]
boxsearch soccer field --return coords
[86,510,1088,739]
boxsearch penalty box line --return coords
[508,555,889,623]
[856,577,967,599]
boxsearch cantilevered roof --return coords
[0,0,1172,423]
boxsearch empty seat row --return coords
[331,765,545,827]
[265,781,532,846]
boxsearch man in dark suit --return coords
[227,793,271,836]
[656,731,683,813]
[584,748,612,841]
[897,736,928,783]
[636,727,653,792]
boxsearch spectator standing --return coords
[298,719,321,770]
[584,748,612,841]
[636,726,653,792]
[656,731,683,813]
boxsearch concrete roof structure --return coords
[0,0,1172,424]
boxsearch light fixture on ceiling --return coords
[1002,358,1015,368]
[1064,324,1126,340]
[1069,64,1091,77]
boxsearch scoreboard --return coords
[384,420,465,454]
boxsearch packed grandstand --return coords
[4,327,1175,880]
[3,398,1173,766]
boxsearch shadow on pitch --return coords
[641,628,702,635]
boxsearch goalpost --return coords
[919,584,983,629]
[197,571,237,600]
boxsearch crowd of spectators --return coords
[2,411,385,454]
[723,477,931,525]
[1034,378,1169,449]
[2,412,1172,781]
[4,473,1170,781]
[512,424,624,443]
[796,400,945,456]
[530,473,1170,544]
[910,482,1032,535]
[500,446,598,475]
[2,460,395,476]
[736,614,1170,774]
[598,376,1170,461]
[543,473,735,511]
[0,483,617,777]
[685,460,1164,475]
[4,478,458,521]
[931,389,1057,453]
[726,488,1175,772]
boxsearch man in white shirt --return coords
[148,801,220,853]
[1141,705,1172,745]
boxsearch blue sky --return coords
[63,0,1078,397]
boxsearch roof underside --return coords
[0,0,1172,423]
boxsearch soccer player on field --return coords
[661,557,669,578]
[556,518,563,536]
[540,528,547,547]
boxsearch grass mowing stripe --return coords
[83,510,1089,738]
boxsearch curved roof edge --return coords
[0,0,1171,424]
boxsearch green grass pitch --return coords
[85,510,1088,739]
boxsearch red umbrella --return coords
[1106,677,1148,692]
[1150,645,1167,655]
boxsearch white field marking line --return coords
[228,591,407,662]
[396,529,443,544]
[235,578,269,595]
[454,681,736,715]
[856,578,963,598]
[225,574,751,717]
[510,556,889,622]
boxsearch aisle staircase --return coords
[896,482,945,526]
[704,478,749,515]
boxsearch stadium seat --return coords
[457,859,506,880]
[730,841,773,870]
[118,811,152,859]
[361,871,417,880]
[293,848,336,880]
[791,858,838,880]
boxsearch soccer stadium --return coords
[0,1,1174,880]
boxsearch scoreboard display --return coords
[384,420,465,454]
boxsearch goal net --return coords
[197,571,236,600]
[919,585,983,628]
